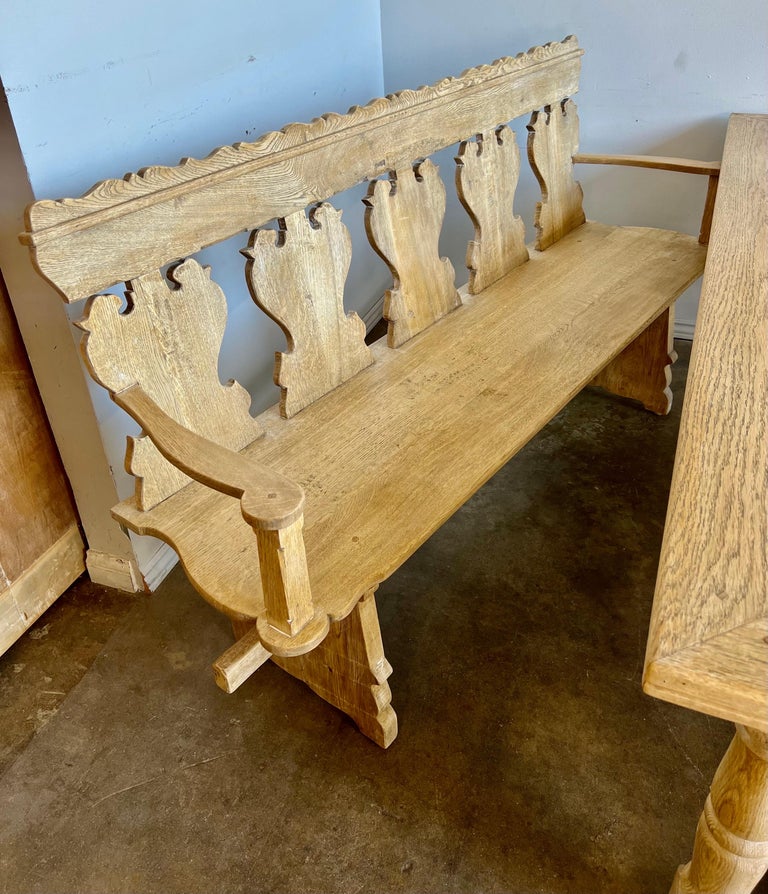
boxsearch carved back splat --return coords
[78,259,261,510]
[365,160,461,348]
[244,205,373,418]
[527,99,586,250]
[456,125,529,293]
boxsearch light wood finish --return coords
[365,160,461,347]
[528,99,586,250]
[670,726,768,894]
[212,625,271,693]
[115,222,705,627]
[644,115,768,733]
[572,152,722,247]
[245,205,373,418]
[572,154,721,176]
[591,306,677,415]
[273,590,397,748]
[456,126,529,293]
[112,384,304,530]
[0,270,84,653]
[22,37,583,303]
[699,174,720,245]
[0,526,84,655]
[79,258,262,510]
[254,518,314,636]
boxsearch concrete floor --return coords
[1,340,765,894]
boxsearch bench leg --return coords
[670,725,768,894]
[591,306,676,415]
[235,589,397,748]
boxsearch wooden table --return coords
[644,113,768,894]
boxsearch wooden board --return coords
[0,271,83,654]
[22,38,583,302]
[644,114,768,732]
[115,222,705,624]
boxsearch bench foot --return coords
[265,589,397,748]
[591,306,676,415]
[670,725,768,894]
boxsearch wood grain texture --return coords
[528,99,586,250]
[112,384,304,530]
[644,115,768,731]
[78,258,262,510]
[365,160,461,347]
[670,726,768,894]
[113,222,705,625]
[273,589,397,748]
[212,625,271,693]
[22,37,583,302]
[572,154,721,176]
[590,306,677,415]
[245,204,373,418]
[456,126,529,293]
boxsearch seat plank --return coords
[116,221,706,623]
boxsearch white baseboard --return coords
[361,296,385,333]
[140,543,178,592]
[674,319,695,341]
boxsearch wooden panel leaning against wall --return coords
[0,269,84,656]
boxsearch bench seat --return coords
[116,220,706,623]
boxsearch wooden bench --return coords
[644,113,768,894]
[22,37,715,749]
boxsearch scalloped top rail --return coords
[21,36,583,302]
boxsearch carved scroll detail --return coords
[244,205,373,418]
[527,99,586,250]
[456,126,529,293]
[78,259,261,509]
[365,160,460,348]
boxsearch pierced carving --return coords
[78,259,261,509]
[456,125,529,293]
[244,204,373,418]
[364,160,460,347]
[527,99,586,250]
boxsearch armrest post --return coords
[698,173,720,245]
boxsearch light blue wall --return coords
[380,0,768,330]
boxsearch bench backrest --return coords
[22,36,585,510]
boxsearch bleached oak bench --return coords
[644,113,768,894]
[22,37,715,750]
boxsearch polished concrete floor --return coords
[1,341,764,894]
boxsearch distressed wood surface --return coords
[273,589,397,748]
[456,125,529,293]
[644,114,768,732]
[245,204,372,417]
[114,222,705,624]
[528,99,586,250]
[79,258,262,510]
[671,726,768,894]
[22,38,583,302]
[590,306,677,415]
[365,160,460,347]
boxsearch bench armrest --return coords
[113,383,304,531]
[572,153,721,244]
[572,154,720,176]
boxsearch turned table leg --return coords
[671,725,768,894]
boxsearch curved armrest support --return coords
[113,383,304,531]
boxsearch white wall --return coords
[380,0,768,334]
[0,1,387,585]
